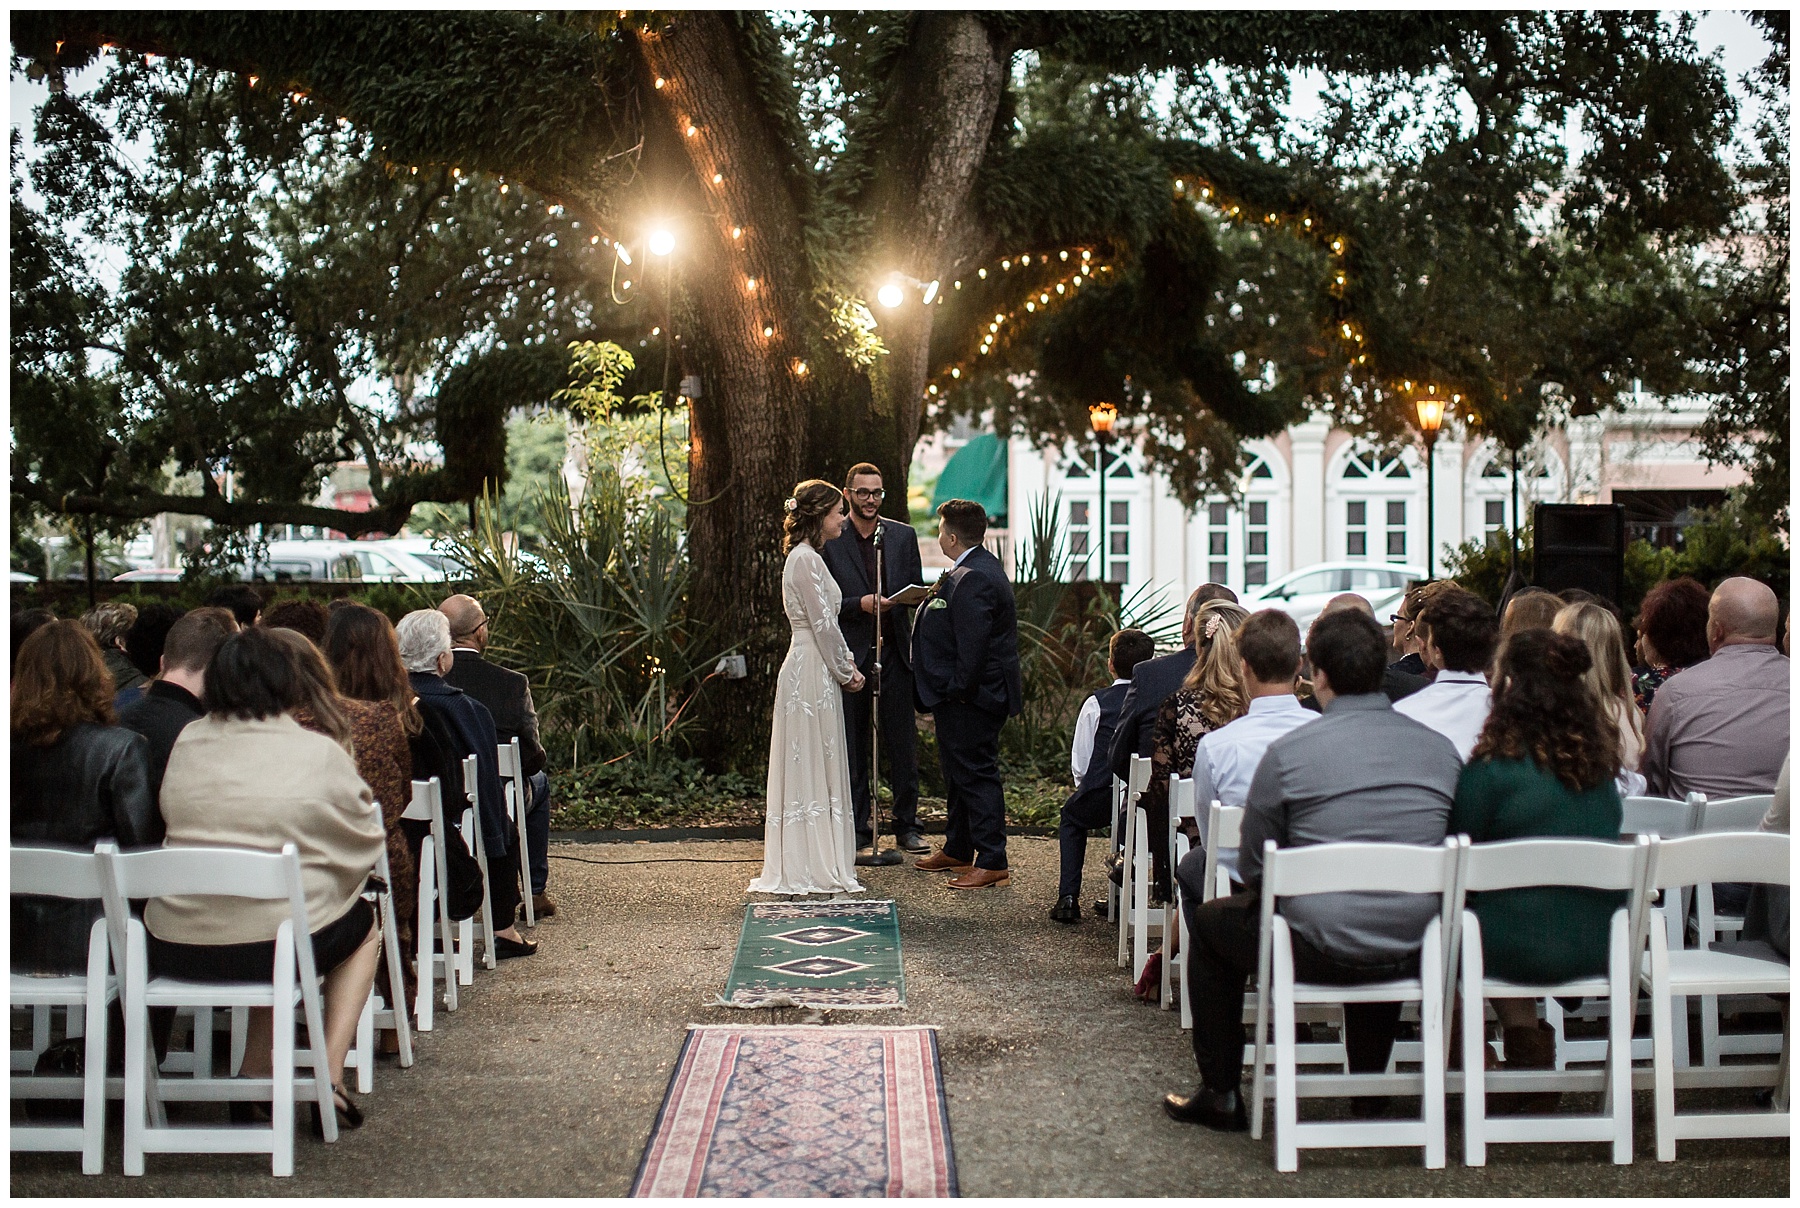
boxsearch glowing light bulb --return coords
[951,368,961,379]
[1021,254,1031,264]
[648,229,675,256]
[977,268,987,279]
[685,124,697,137]
[712,173,723,185]
[877,282,905,309]
[248,74,258,86]
[621,279,632,289]
[654,77,666,89]
[921,280,939,304]
[731,226,743,240]
[745,276,757,292]
[1072,275,1082,285]
[499,183,508,194]
[651,326,661,336]
[1055,283,1065,294]
[1060,250,1069,261]
[954,280,962,289]
[762,325,774,338]
[590,235,600,244]
[1001,259,1011,270]
[928,384,938,395]
[1081,249,1091,260]
[793,360,808,377]
[1332,239,1344,253]
[615,243,632,266]
[1025,302,1036,312]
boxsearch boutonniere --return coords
[927,598,949,611]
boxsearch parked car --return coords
[1247,561,1426,631]
[339,541,445,583]
[112,567,183,582]
[11,570,40,583]
[379,537,473,581]
[241,541,364,583]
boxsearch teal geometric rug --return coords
[719,900,904,1009]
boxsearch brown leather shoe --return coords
[914,850,974,873]
[532,893,557,918]
[946,867,1010,889]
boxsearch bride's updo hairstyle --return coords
[782,479,846,553]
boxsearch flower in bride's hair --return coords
[1202,614,1224,643]
[783,497,798,513]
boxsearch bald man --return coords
[440,594,556,918]
[1643,576,1789,801]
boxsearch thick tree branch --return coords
[12,474,429,537]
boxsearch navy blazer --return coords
[910,546,1023,717]
[1106,645,1197,781]
[822,516,924,672]
[410,672,510,856]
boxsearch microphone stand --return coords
[860,516,903,867]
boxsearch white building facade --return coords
[914,396,1745,611]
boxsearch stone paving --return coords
[12,836,1788,1196]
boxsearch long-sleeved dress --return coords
[749,543,866,895]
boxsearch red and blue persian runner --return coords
[720,900,904,1010]
[631,1025,957,1197]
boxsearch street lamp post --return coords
[1415,393,1446,578]
[1088,403,1117,583]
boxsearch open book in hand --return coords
[883,583,932,607]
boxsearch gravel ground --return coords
[12,835,1788,1196]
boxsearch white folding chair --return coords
[461,754,499,972]
[496,737,536,928]
[1161,776,1195,1009]
[1689,794,1782,1065]
[404,777,459,1028]
[96,841,339,1177]
[1620,793,1703,839]
[1105,775,1125,926]
[1249,838,1459,1172]
[10,847,116,1174]
[342,803,415,1094]
[1452,835,1651,1167]
[1642,831,1790,1161]
[1120,755,1158,976]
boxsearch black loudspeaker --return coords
[1533,503,1627,604]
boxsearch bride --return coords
[748,480,869,896]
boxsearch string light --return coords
[685,123,697,138]
[977,269,987,279]
[745,276,757,293]
[621,279,632,289]
[792,360,809,377]
[762,325,774,338]
[248,74,258,86]
[712,173,723,184]
[731,226,743,240]
[654,77,666,89]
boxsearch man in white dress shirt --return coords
[1186,610,1316,886]
[1392,586,1499,761]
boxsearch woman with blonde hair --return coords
[749,479,868,896]
[1552,601,1645,791]
[1140,601,1250,906]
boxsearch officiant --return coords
[823,462,929,859]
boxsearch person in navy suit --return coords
[821,463,929,857]
[910,499,1023,888]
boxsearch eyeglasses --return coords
[848,488,885,501]
[1390,613,1411,625]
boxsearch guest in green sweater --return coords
[1449,628,1625,1092]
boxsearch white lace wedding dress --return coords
[748,543,867,895]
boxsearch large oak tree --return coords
[12,11,1745,758]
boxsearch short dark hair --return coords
[1108,628,1156,680]
[1418,588,1499,673]
[203,626,307,720]
[1237,610,1303,683]
[844,462,882,486]
[12,608,57,669]
[1306,609,1387,696]
[124,603,186,678]
[1635,576,1711,668]
[161,607,239,674]
[936,499,987,546]
[260,598,330,646]
[204,583,265,628]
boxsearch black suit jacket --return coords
[444,649,547,778]
[410,672,510,855]
[1106,646,1197,780]
[910,546,1023,716]
[822,517,924,672]
[118,680,206,800]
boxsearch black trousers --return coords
[843,658,920,846]
[1057,786,1112,899]
[1177,860,1414,1093]
[934,700,1008,870]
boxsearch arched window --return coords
[1329,444,1423,565]
[1192,449,1286,592]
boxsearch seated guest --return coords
[268,625,417,922]
[1141,602,1249,901]
[119,607,239,798]
[1449,629,1626,1105]
[1387,581,1440,679]
[1631,577,1711,713]
[12,607,57,669]
[1499,588,1563,639]
[117,603,185,709]
[1163,608,1461,1130]
[149,626,384,1129]
[1187,609,1315,885]
[12,621,159,974]
[1642,576,1789,801]
[1394,587,1499,760]
[82,601,146,697]
[396,609,536,958]
[1300,594,1427,708]
[1106,584,1238,780]
[1051,628,1155,924]
[1554,602,1646,792]
[260,598,331,646]
[204,583,265,629]
[440,593,556,919]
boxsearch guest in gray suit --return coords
[1163,607,1460,1131]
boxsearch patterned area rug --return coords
[721,899,904,1010]
[632,1025,957,1198]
